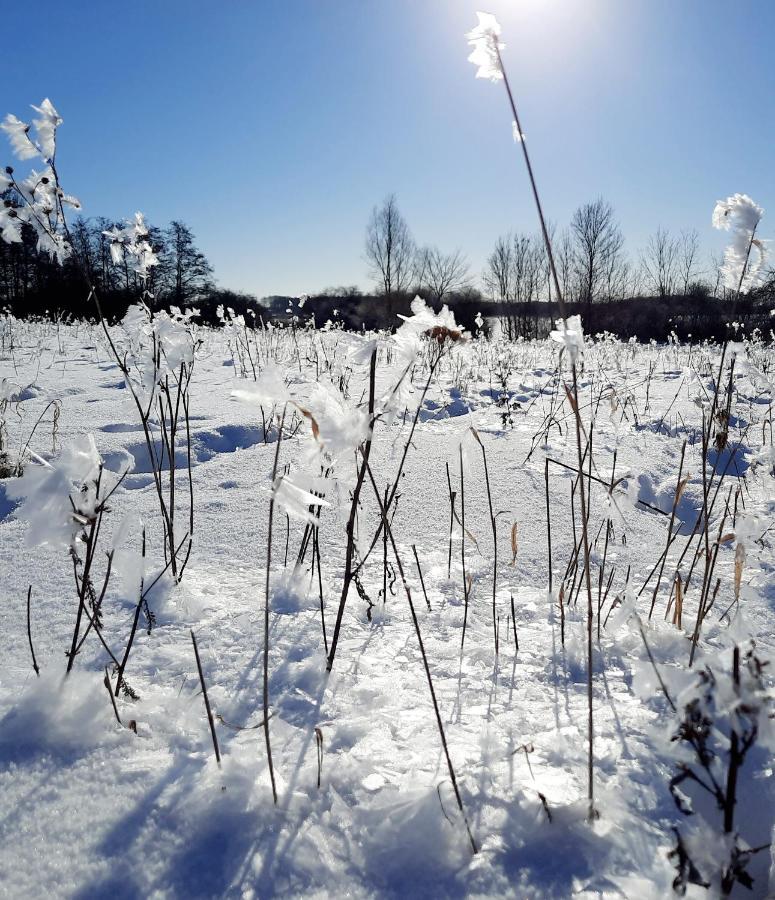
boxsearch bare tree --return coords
[677,228,700,295]
[163,221,213,306]
[416,246,471,303]
[555,227,576,303]
[604,254,633,302]
[484,232,547,338]
[534,224,557,303]
[640,227,679,298]
[571,198,624,311]
[624,256,645,298]
[709,251,726,298]
[511,234,538,304]
[365,194,415,299]
[483,234,513,302]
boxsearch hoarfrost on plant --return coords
[6,434,103,548]
[712,193,767,293]
[549,314,585,364]
[466,11,505,82]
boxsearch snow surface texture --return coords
[0,317,774,899]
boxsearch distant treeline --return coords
[256,287,775,343]
[0,212,213,321]
[2,209,773,342]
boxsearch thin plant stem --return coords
[493,36,597,820]
[26,585,39,676]
[471,428,498,655]
[365,459,477,855]
[459,443,469,652]
[412,544,432,612]
[191,629,221,767]
[446,461,455,580]
[545,457,552,594]
[327,348,377,671]
[648,440,687,620]
[263,404,287,803]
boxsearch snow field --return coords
[0,316,774,898]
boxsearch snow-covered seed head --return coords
[549,314,585,365]
[466,11,505,82]
[0,100,77,261]
[102,212,159,281]
[1,99,62,163]
[712,194,767,294]
[712,193,763,234]
[423,325,465,345]
[30,99,62,161]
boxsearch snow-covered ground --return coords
[1,313,773,899]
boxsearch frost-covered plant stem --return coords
[365,459,478,855]
[350,351,444,580]
[459,442,469,652]
[545,457,553,594]
[26,585,39,676]
[471,427,498,655]
[570,368,596,821]
[648,439,687,620]
[476,21,598,818]
[326,348,377,673]
[446,460,455,579]
[191,628,221,768]
[264,405,286,803]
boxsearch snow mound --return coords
[0,671,123,759]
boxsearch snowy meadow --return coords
[2,303,775,898]
[1,12,775,900]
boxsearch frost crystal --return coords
[120,303,197,406]
[30,100,63,161]
[0,100,78,262]
[1,99,63,162]
[549,314,585,364]
[103,213,159,281]
[712,193,767,293]
[1,114,39,161]
[466,12,504,82]
[395,296,466,362]
[6,434,102,548]
[273,473,331,523]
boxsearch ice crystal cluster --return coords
[712,193,767,294]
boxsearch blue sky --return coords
[4,1,774,297]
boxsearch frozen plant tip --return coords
[1,99,81,263]
[550,314,585,365]
[1,99,62,162]
[666,641,775,896]
[466,12,504,82]
[712,193,767,294]
[395,295,466,363]
[103,214,160,283]
[7,435,103,548]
